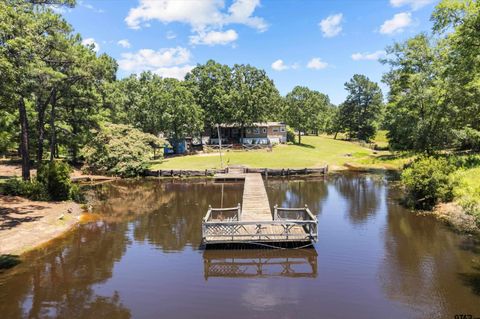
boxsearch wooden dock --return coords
[202,170,318,245]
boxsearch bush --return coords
[401,156,456,210]
[452,127,480,151]
[37,161,75,201]
[286,126,296,143]
[2,161,79,201]
[82,123,166,177]
[2,178,50,201]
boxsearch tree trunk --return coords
[298,130,301,144]
[334,131,338,140]
[49,91,57,162]
[18,97,31,180]
[70,105,79,164]
[36,104,45,165]
[173,128,178,154]
[36,90,54,165]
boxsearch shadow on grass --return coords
[0,254,21,271]
[294,143,315,149]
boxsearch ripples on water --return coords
[0,173,479,319]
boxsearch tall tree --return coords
[432,0,480,130]
[161,79,204,153]
[230,64,280,137]
[336,74,383,142]
[382,35,451,151]
[185,60,234,128]
[0,0,76,179]
[284,86,331,144]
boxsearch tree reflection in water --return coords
[379,186,480,317]
[0,221,131,319]
[266,177,328,216]
[88,179,243,251]
[330,172,384,224]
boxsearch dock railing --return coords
[203,204,242,222]
[202,205,317,244]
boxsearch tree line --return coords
[1,0,386,181]
[382,0,479,153]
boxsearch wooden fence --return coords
[144,169,227,177]
[144,166,328,177]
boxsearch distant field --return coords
[150,135,394,170]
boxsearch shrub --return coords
[82,123,166,177]
[401,156,456,210]
[2,178,50,201]
[286,126,296,143]
[2,161,79,201]
[37,161,74,201]
[452,127,480,151]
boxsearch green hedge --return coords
[401,156,456,210]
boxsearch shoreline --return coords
[0,195,83,257]
[430,202,480,235]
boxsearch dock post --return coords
[273,204,278,220]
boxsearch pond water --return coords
[0,173,479,319]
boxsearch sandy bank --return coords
[431,202,479,235]
[0,195,83,255]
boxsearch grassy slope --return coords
[151,135,377,170]
[452,164,480,220]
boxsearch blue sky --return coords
[60,0,438,104]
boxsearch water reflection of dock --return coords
[203,249,318,279]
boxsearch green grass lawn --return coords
[373,130,389,149]
[151,135,386,170]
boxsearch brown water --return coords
[0,173,479,319]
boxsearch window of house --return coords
[272,128,279,133]
[253,128,260,134]
[280,127,286,132]
[246,128,251,134]
[262,128,267,133]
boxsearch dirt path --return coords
[0,195,82,255]
[0,162,117,182]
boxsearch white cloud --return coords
[117,39,131,48]
[166,31,177,40]
[80,1,104,13]
[307,58,328,70]
[125,0,267,31]
[351,50,386,61]
[81,38,100,52]
[319,13,343,38]
[153,65,195,80]
[380,12,412,34]
[271,59,289,71]
[118,47,193,79]
[390,0,434,10]
[118,47,191,71]
[225,0,268,32]
[190,29,238,46]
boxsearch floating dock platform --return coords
[202,169,318,245]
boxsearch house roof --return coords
[217,122,285,128]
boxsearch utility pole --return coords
[216,123,224,168]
